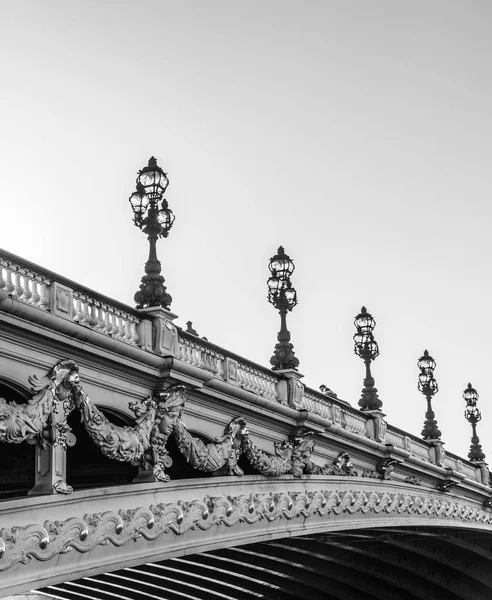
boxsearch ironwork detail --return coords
[129,157,175,309]
[353,307,382,410]
[464,383,486,462]
[417,350,442,440]
[267,246,299,370]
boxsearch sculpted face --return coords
[157,405,181,436]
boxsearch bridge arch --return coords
[2,476,492,599]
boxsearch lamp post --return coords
[129,157,175,310]
[353,306,382,411]
[463,383,486,462]
[267,246,299,370]
[418,350,441,439]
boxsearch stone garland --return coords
[1,489,492,573]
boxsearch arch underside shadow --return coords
[41,525,492,600]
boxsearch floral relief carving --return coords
[1,488,492,572]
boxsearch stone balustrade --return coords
[302,389,333,419]
[0,258,50,310]
[385,427,407,450]
[236,362,278,401]
[0,249,142,347]
[178,335,226,378]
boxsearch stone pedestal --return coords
[275,369,304,408]
[364,409,387,443]
[137,307,179,357]
[427,439,445,467]
[473,460,490,485]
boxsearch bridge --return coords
[1,161,492,600]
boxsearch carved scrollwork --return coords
[72,381,158,464]
[308,452,359,477]
[172,416,246,476]
[0,360,78,445]
[240,428,293,476]
[2,488,492,572]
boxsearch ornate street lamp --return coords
[353,306,382,411]
[129,157,175,309]
[417,350,441,439]
[463,383,486,462]
[267,246,299,370]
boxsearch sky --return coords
[1,0,492,461]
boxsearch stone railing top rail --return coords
[0,248,143,320]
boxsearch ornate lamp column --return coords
[129,157,175,310]
[464,383,486,461]
[353,307,381,411]
[417,350,444,466]
[267,247,303,409]
[463,383,489,487]
[129,157,179,359]
[267,246,299,371]
[353,307,385,441]
[418,350,441,438]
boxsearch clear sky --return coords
[1,0,491,460]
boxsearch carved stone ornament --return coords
[307,452,359,477]
[405,476,422,486]
[2,488,492,573]
[72,382,157,464]
[240,428,294,477]
[147,385,187,481]
[0,360,78,445]
[173,417,246,476]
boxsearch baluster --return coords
[0,262,6,290]
[115,313,126,340]
[5,267,14,293]
[130,320,139,344]
[102,308,113,334]
[185,344,193,364]
[80,297,92,326]
[208,352,218,374]
[88,303,98,328]
[20,273,32,302]
[94,304,103,330]
[250,371,259,394]
[237,367,245,388]
[246,371,254,392]
[31,278,41,306]
[39,280,50,309]
[73,295,83,322]
[109,312,118,337]
[12,269,23,298]
[216,356,225,379]
[112,313,121,339]
[123,319,133,343]
[257,372,266,396]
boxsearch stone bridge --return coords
[1,248,492,600]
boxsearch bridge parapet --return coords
[0,249,142,347]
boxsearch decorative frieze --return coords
[2,487,492,574]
